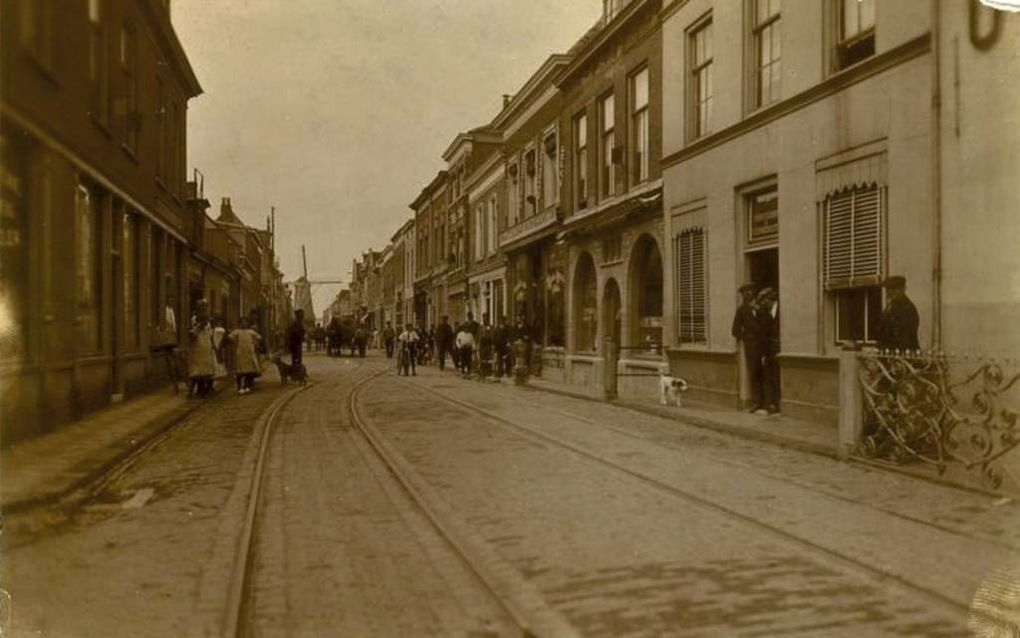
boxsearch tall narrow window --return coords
[675,228,707,344]
[488,196,498,254]
[120,25,138,153]
[835,0,875,70]
[89,0,110,126]
[157,77,166,182]
[76,184,102,352]
[752,0,781,108]
[171,101,181,195]
[507,161,519,226]
[543,131,558,207]
[123,214,139,350]
[689,18,713,140]
[524,149,537,217]
[600,94,615,199]
[574,112,588,210]
[631,68,650,183]
[823,184,884,343]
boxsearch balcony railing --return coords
[499,207,557,249]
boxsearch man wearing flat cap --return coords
[876,275,919,352]
[732,283,767,413]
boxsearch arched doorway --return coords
[628,235,664,352]
[572,252,598,352]
[602,278,621,346]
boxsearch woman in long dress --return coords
[188,310,217,397]
[228,316,262,394]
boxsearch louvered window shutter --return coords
[676,228,707,344]
[824,185,883,289]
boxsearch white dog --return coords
[659,368,689,407]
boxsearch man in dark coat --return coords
[876,275,920,352]
[757,287,781,414]
[435,315,454,371]
[287,309,306,366]
[731,283,767,413]
[383,321,396,358]
[494,316,510,378]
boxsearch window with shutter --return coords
[823,184,883,289]
[675,227,707,344]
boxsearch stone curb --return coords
[518,381,838,459]
[3,392,211,516]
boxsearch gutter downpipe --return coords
[931,0,944,351]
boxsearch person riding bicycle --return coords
[397,323,420,376]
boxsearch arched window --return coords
[573,252,598,352]
[630,235,663,351]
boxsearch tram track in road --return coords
[227,356,558,638]
[221,381,311,638]
[348,369,579,638]
[385,374,978,622]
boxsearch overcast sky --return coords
[172,0,602,318]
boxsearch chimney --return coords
[502,94,513,108]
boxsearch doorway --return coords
[746,247,778,292]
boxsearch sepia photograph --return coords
[1,0,1020,635]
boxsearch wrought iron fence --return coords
[857,350,1020,490]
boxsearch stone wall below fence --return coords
[666,348,739,408]
[778,354,840,428]
[567,354,603,392]
[539,348,566,384]
[618,358,664,401]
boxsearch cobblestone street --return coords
[6,353,1018,636]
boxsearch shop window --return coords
[0,135,29,360]
[573,253,598,352]
[632,236,663,351]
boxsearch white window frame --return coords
[600,93,616,199]
[631,67,650,184]
[687,15,713,141]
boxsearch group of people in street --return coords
[183,299,266,397]
[390,312,530,380]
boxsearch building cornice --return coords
[661,33,931,169]
[143,1,202,97]
[409,170,448,210]
[491,54,573,131]
[554,0,656,88]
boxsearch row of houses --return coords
[347,0,1018,427]
[0,1,292,443]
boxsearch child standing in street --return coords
[455,323,475,378]
[228,316,262,394]
[397,323,419,376]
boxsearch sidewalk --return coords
[2,387,209,514]
[520,375,839,458]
